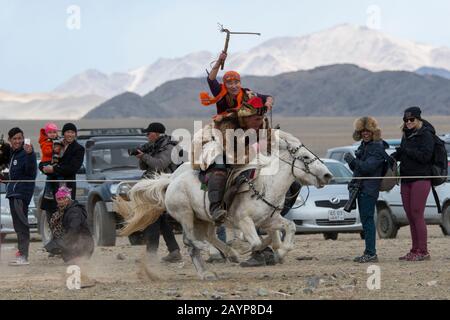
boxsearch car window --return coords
[0,184,5,193]
[329,152,344,163]
[91,146,139,171]
[445,143,450,157]
[325,162,353,185]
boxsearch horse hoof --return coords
[201,271,218,281]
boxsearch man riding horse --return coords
[196,51,274,223]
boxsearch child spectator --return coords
[39,123,64,200]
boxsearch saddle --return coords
[198,168,257,210]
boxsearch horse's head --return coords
[277,131,332,188]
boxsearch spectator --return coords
[392,107,434,261]
[46,186,94,263]
[4,127,37,266]
[135,122,182,263]
[41,123,85,221]
[344,117,387,263]
[38,123,63,200]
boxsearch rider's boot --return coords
[208,169,228,224]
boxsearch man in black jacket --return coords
[134,123,182,263]
[2,127,37,266]
[41,123,85,214]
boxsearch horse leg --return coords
[267,216,296,260]
[182,218,217,281]
[205,224,240,263]
[237,216,262,254]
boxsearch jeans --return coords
[216,226,227,243]
[144,213,180,254]
[357,192,377,256]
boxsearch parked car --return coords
[326,144,450,239]
[284,159,363,240]
[1,183,38,241]
[377,158,450,238]
[35,128,148,247]
[440,133,450,156]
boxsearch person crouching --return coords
[47,186,94,264]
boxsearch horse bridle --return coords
[279,140,324,182]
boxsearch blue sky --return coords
[1,0,450,93]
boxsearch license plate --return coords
[328,210,345,221]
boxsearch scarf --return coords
[199,84,244,111]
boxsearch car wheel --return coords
[0,233,6,242]
[39,210,53,245]
[440,204,450,236]
[360,231,365,240]
[376,207,398,239]
[93,201,116,247]
[128,231,145,245]
[323,232,338,241]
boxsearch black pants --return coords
[9,198,30,259]
[144,213,179,254]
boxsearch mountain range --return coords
[83,64,450,119]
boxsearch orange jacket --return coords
[39,128,54,163]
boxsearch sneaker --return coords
[354,254,378,263]
[9,255,30,266]
[161,249,182,263]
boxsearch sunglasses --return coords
[403,118,416,123]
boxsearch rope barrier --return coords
[0,175,448,183]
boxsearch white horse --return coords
[121,130,332,280]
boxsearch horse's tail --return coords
[120,174,171,236]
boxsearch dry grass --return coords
[2,116,450,157]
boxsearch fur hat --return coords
[352,116,381,141]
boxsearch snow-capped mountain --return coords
[52,24,450,98]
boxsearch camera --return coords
[128,143,152,156]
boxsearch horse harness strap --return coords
[243,177,282,218]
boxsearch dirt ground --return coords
[1,226,449,300]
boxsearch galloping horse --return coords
[121,130,332,280]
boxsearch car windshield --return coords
[325,162,353,185]
[91,145,140,172]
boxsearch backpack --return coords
[430,135,448,187]
[379,151,398,192]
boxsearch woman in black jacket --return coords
[41,123,85,214]
[392,107,434,261]
[344,117,387,263]
[48,186,94,263]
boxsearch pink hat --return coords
[55,186,72,200]
[44,123,59,134]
